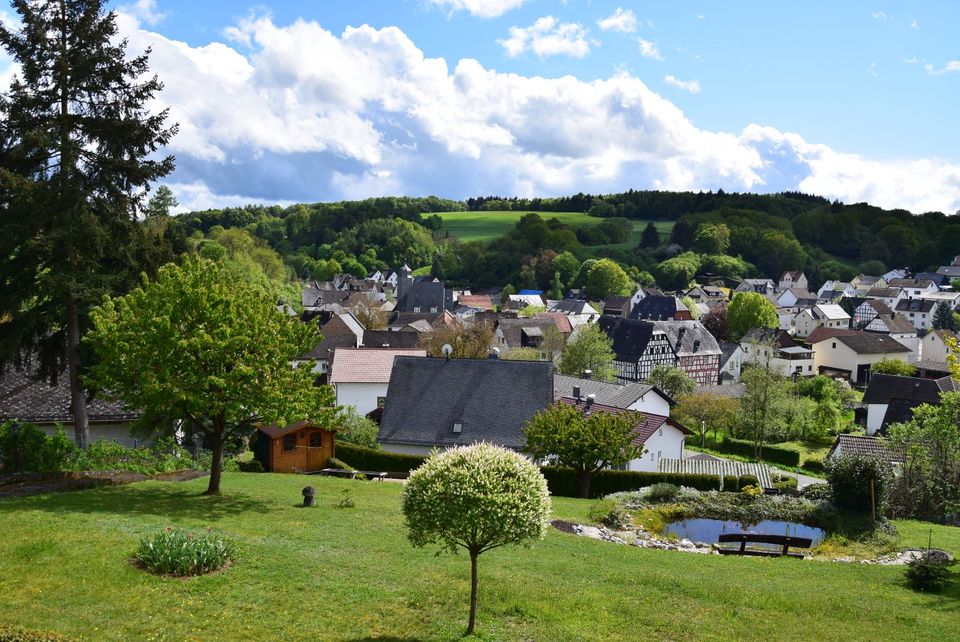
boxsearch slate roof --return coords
[496,318,559,348]
[377,357,553,450]
[548,299,599,316]
[866,287,902,299]
[329,348,427,384]
[300,334,359,361]
[896,299,937,314]
[653,320,721,357]
[630,295,689,321]
[861,300,894,316]
[603,295,631,315]
[835,333,911,354]
[828,434,903,462]
[914,272,949,286]
[862,373,958,404]
[937,266,960,278]
[396,278,454,313]
[718,341,741,370]
[361,330,422,349]
[598,317,658,362]
[741,328,796,349]
[0,368,139,423]
[556,397,692,446]
[889,278,936,289]
[867,313,917,335]
[553,374,667,409]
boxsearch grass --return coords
[432,211,673,245]
[2,474,960,641]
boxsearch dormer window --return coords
[413,306,421,313]
[453,422,463,433]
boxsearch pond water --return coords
[664,518,826,546]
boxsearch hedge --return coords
[335,442,427,476]
[703,436,801,467]
[722,475,739,491]
[540,466,722,498]
[737,474,760,491]
[0,625,75,642]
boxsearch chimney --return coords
[583,369,592,380]
[677,327,686,345]
[693,339,701,353]
[488,347,500,360]
[572,385,581,400]
[586,393,595,409]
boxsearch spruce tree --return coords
[932,302,958,332]
[640,221,660,248]
[0,0,177,447]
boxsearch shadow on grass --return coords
[347,638,425,642]
[0,483,270,521]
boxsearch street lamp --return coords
[192,433,203,459]
[10,421,21,474]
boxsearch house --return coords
[376,357,554,455]
[740,328,814,378]
[777,288,819,309]
[735,279,776,296]
[253,420,336,473]
[888,278,938,299]
[817,280,858,300]
[864,313,919,361]
[852,299,894,328]
[826,434,903,465]
[685,286,726,306]
[861,373,959,436]
[329,348,427,417]
[630,295,693,321]
[920,290,960,310]
[631,286,665,308]
[557,396,691,473]
[913,272,950,288]
[717,341,743,384]
[810,332,912,383]
[921,329,955,363]
[778,271,808,292]
[495,317,565,352]
[456,294,494,312]
[793,304,851,338]
[864,287,906,310]
[297,331,362,385]
[936,256,960,280]
[395,265,454,313]
[895,299,936,331]
[602,295,632,318]
[852,275,887,294]
[598,317,677,384]
[656,321,722,386]
[506,293,546,309]
[546,298,599,327]
[0,366,142,447]
[361,329,422,350]
[553,374,673,416]
[881,268,910,282]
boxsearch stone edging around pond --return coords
[549,520,951,565]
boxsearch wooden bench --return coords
[314,468,388,482]
[717,533,813,558]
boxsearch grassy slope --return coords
[2,474,959,641]
[433,211,673,245]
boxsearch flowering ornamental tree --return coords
[401,444,551,635]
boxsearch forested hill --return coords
[175,190,960,292]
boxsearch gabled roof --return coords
[361,329,422,349]
[805,327,860,344]
[300,334,359,361]
[834,333,910,355]
[598,316,658,362]
[813,303,850,321]
[653,320,721,357]
[553,374,670,409]
[914,272,949,286]
[548,299,599,316]
[718,341,742,370]
[896,299,936,313]
[0,367,139,424]
[780,288,817,300]
[377,357,554,450]
[533,311,574,334]
[741,327,796,349]
[496,317,559,348]
[457,294,494,311]
[258,420,337,438]
[556,397,692,445]
[858,299,893,316]
[866,287,902,299]
[888,278,936,289]
[866,313,917,335]
[329,348,426,384]
[603,295,631,314]
[630,295,688,321]
[828,434,903,462]
[862,373,958,404]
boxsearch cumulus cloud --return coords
[597,7,637,33]
[426,0,526,19]
[90,11,960,214]
[121,0,167,26]
[664,75,700,93]
[871,11,887,19]
[637,38,663,60]
[925,60,960,75]
[498,16,592,59]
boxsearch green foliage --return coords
[692,223,731,255]
[585,259,633,299]
[0,624,75,642]
[335,442,427,474]
[539,467,722,498]
[826,454,893,514]
[328,457,355,471]
[705,435,801,467]
[0,423,59,472]
[640,221,660,248]
[524,403,643,498]
[656,252,701,291]
[85,257,337,494]
[722,475,739,491]
[803,457,826,474]
[402,444,550,634]
[335,409,382,450]
[700,254,753,280]
[135,527,236,577]
[557,324,616,382]
[905,554,954,592]
[145,186,178,218]
[737,475,760,491]
[870,358,917,377]
[673,393,739,447]
[737,363,788,457]
[644,365,696,399]
[727,292,779,341]
[550,251,581,288]
[680,295,700,319]
[501,347,544,361]
[645,483,681,503]
[932,302,959,332]
[237,459,264,473]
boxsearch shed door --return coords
[306,431,327,471]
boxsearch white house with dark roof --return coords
[861,373,959,436]
[811,332,912,383]
[896,299,936,331]
[864,313,919,361]
[329,348,426,417]
[778,271,808,292]
[793,303,851,339]
[888,278,938,299]
[553,374,673,416]
[922,329,955,363]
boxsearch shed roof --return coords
[329,348,426,384]
[828,434,903,462]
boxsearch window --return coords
[430,307,438,313]
[657,450,662,460]
[413,306,421,313]
[377,396,386,408]
[282,434,296,451]
[309,431,323,448]
[832,342,837,349]
[453,422,462,433]
[658,426,663,437]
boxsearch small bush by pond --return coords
[135,527,236,577]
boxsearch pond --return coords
[664,518,826,547]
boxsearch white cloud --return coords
[910,18,919,28]
[867,62,879,77]
[637,38,663,60]
[167,180,293,213]
[121,0,167,26]
[597,7,637,33]
[871,11,887,19]
[925,60,960,75]
[499,16,592,59]
[426,0,526,19]
[903,56,921,64]
[89,12,960,214]
[663,75,700,93]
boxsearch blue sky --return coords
[4,0,959,212]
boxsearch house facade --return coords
[329,348,427,417]
[793,304,851,339]
[599,317,720,386]
[811,333,912,383]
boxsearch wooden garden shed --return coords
[254,420,336,473]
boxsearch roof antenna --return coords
[441,343,453,362]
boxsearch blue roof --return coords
[518,289,543,295]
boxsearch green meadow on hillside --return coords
[433,210,673,246]
[2,474,959,641]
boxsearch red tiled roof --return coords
[329,348,427,384]
[458,295,494,311]
[533,311,573,334]
[557,397,692,446]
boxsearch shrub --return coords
[237,459,264,473]
[599,503,633,529]
[646,483,680,503]
[0,624,75,642]
[327,457,355,470]
[722,475,739,491]
[773,475,799,491]
[540,466,721,498]
[335,408,381,450]
[588,498,618,523]
[826,453,893,513]
[802,457,825,474]
[801,483,833,502]
[905,553,954,592]
[742,485,764,498]
[335,442,427,475]
[0,422,55,472]
[135,527,236,576]
[737,475,759,491]
[337,488,355,509]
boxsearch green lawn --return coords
[432,211,673,245]
[2,474,959,641]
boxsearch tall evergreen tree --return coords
[639,221,660,248]
[932,301,959,332]
[0,0,177,447]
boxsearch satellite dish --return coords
[441,344,454,358]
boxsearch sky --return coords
[2,0,959,213]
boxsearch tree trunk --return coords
[467,547,479,636]
[205,419,225,495]
[66,298,89,449]
[576,469,592,499]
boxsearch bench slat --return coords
[717,533,813,548]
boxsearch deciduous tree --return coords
[557,324,616,381]
[727,292,779,341]
[673,393,739,447]
[871,358,917,377]
[419,320,495,359]
[644,365,696,399]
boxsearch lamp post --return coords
[192,433,203,459]
[10,421,21,474]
